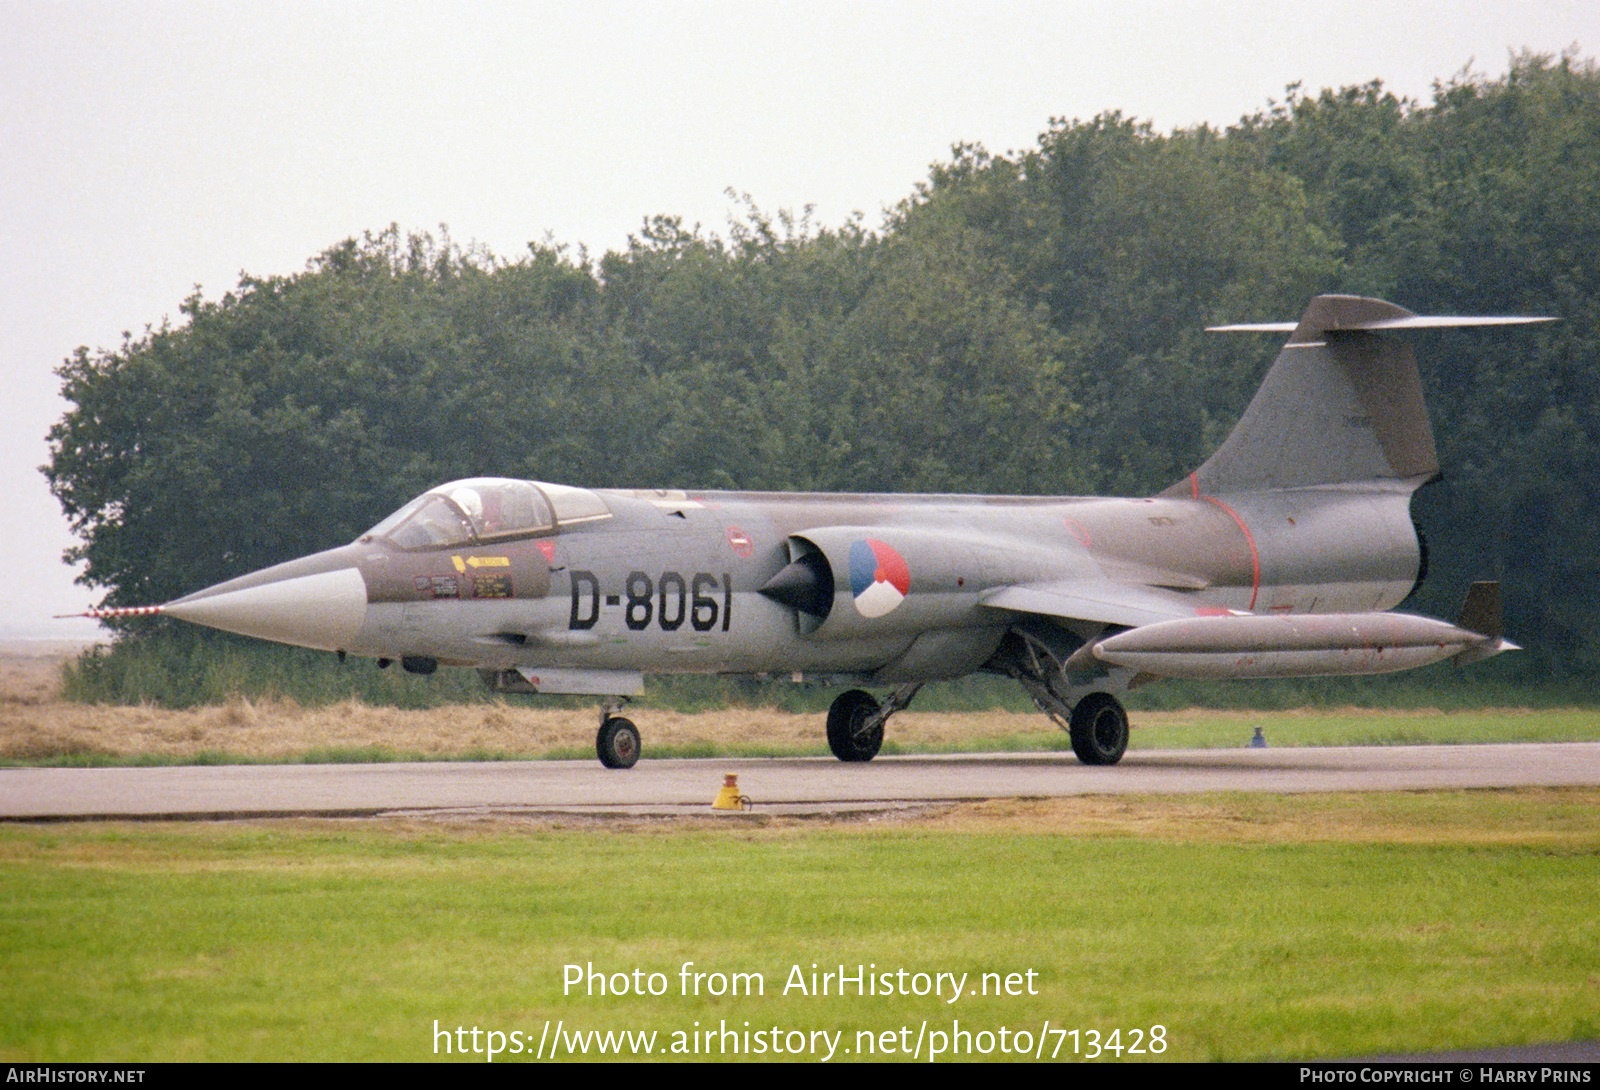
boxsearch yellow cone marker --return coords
[712,773,751,811]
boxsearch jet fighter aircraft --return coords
[75,295,1551,768]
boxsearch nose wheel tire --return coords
[826,689,883,762]
[597,716,641,769]
[1069,693,1128,766]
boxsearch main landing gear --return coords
[825,684,921,762]
[596,700,640,769]
[1067,691,1129,766]
[988,629,1131,766]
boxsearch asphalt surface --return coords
[3,742,1599,820]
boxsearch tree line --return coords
[47,53,1600,676]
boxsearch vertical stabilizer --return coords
[1167,295,1440,496]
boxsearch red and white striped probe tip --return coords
[54,605,164,620]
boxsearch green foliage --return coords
[1232,53,1600,675]
[45,54,1600,687]
[1121,657,1600,711]
[1128,708,1600,750]
[59,627,491,708]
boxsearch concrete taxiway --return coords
[3,742,1599,820]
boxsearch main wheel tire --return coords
[596,716,641,769]
[1069,692,1129,766]
[826,689,883,762]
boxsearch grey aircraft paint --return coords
[79,295,1553,768]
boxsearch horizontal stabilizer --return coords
[979,580,1215,628]
[1168,295,1555,497]
[1208,316,1555,334]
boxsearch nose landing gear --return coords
[825,683,922,762]
[596,699,640,769]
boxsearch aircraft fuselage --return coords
[163,481,1423,691]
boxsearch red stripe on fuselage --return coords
[1199,494,1260,611]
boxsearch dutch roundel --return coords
[849,539,911,618]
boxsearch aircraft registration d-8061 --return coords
[79,295,1551,768]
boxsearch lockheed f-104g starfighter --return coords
[75,294,1551,768]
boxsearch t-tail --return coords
[1133,294,1553,673]
[1165,294,1553,498]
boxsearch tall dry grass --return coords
[10,646,1600,763]
[0,647,1224,760]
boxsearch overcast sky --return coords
[2,0,1591,637]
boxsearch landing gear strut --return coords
[987,628,1131,766]
[826,684,921,762]
[596,698,640,769]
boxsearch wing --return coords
[977,579,1220,628]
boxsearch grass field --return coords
[7,696,1600,767]
[7,649,1599,1062]
[2,790,1597,1062]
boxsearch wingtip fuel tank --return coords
[1088,600,1515,680]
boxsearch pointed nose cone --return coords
[165,565,368,652]
[759,554,834,617]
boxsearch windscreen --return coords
[385,495,474,549]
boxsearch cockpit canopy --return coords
[362,478,610,550]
